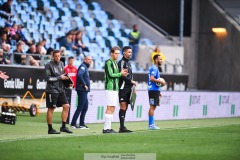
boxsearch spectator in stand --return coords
[0,0,13,22]
[0,48,10,64]
[33,43,43,61]
[39,39,47,54]
[26,43,36,54]
[59,31,74,51]
[17,24,32,46]
[128,24,140,61]
[0,32,11,52]
[74,31,89,58]
[151,46,166,72]
[64,56,77,88]
[151,46,166,63]
[10,22,17,37]
[14,41,39,66]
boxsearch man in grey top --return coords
[45,50,72,134]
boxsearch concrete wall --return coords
[184,0,199,89]
[197,0,240,91]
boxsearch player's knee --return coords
[63,104,70,110]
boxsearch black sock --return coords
[62,121,66,128]
[48,124,53,130]
[119,109,125,128]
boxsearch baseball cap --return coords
[5,23,11,28]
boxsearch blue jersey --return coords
[148,65,161,91]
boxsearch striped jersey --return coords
[104,58,122,91]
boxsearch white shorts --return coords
[105,90,119,106]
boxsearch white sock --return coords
[104,114,112,130]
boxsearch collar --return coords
[122,56,129,62]
[83,62,90,68]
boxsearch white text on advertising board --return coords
[4,78,24,89]
[36,79,46,89]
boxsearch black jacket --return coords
[45,60,65,93]
[118,56,133,89]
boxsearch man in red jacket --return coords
[64,56,77,88]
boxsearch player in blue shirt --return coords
[148,54,166,130]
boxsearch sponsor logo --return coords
[219,95,230,105]
[173,105,179,117]
[136,105,142,118]
[28,77,33,89]
[4,78,24,89]
[161,95,172,104]
[231,104,235,115]
[203,105,208,116]
[150,98,154,105]
[36,79,46,89]
[97,106,104,120]
[189,95,201,106]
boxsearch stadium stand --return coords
[0,0,154,70]
[215,0,240,24]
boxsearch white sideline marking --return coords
[0,124,237,143]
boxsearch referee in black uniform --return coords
[118,46,137,133]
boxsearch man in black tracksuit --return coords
[118,46,137,133]
[45,50,72,134]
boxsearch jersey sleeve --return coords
[45,63,61,82]
[77,65,86,86]
[150,67,157,77]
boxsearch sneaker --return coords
[70,125,80,129]
[119,127,132,133]
[79,125,89,129]
[48,128,61,134]
[60,127,73,133]
[148,124,160,130]
[102,129,117,134]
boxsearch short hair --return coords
[110,46,120,54]
[52,50,61,56]
[153,54,160,62]
[68,56,74,60]
[17,41,24,47]
[122,46,131,54]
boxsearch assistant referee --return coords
[118,46,137,133]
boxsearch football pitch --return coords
[0,112,239,160]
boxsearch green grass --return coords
[0,112,240,160]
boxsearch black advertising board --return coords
[0,66,188,98]
[0,65,47,98]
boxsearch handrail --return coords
[1,51,68,66]
[116,0,179,44]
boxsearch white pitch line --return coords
[0,124,238,143]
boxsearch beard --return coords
[158,62,161,66]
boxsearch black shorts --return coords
[46,92,69,108]
[148,90,160,106]
[119,87,132,104]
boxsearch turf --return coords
[0,112,240,160]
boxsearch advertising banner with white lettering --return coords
[0,66,47,98]
[68,90,240,124]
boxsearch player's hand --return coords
[121,69,128,76]
[131,80,137,86]
[60,74,69,80]
[84,85,88,91]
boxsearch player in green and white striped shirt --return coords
[103,46,128,134]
